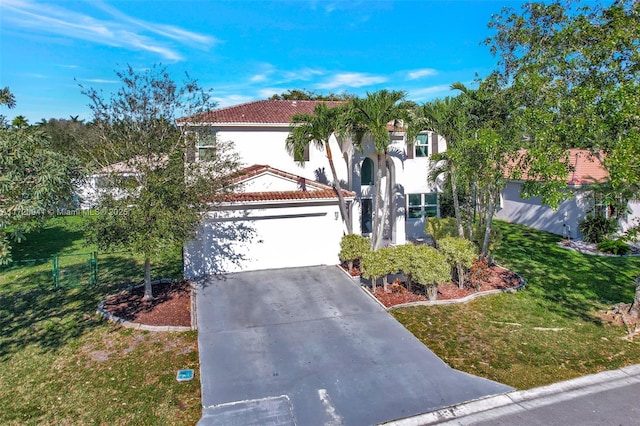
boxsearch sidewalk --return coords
[383,364,640,426]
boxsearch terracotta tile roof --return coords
[179,100,345,124]
[223,164,356,203]
[566,149,609,185]
[506,149,609,185]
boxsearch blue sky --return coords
[2,0,542,123]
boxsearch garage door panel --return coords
[184,205,344,277]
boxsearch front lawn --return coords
[392,220,640,390]
[0,216,200,425]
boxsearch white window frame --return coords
[414,133,429,158]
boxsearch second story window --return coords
[407,132,439,159]
[361,158,374,185]
[198,131,217,161]
[415,134,429,157]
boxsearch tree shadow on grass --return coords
[10,217,86,262]
[494,221,640,324]
[0,276,119,362]
[0,252,184,362]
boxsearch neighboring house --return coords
[76,156,167,209]
[179,99,446,276]
[496,149,640,239]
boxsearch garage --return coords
[184,165,354,277]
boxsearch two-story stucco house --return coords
[179,99,446,277]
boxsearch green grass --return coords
[392,220,640,390]
[0,216,200,425]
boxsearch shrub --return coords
[392,243,432,292]
[361,248,396,291]
[437,237,478,289]
[412,246,450,301]
[339,234,370,274]
[597,238,631,255]
[578,215,617,243]
[425,217,459,246]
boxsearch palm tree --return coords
[11,115,29,129]
[348,90,410,249]
[420,96,469,239]
[0,87,16,109]
[450,77,513,257]
[286,102,352,233]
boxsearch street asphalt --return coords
[385,364,640,425]
[195,265,513,425]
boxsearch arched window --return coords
[361,158,374,185]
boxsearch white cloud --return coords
[82,78,119,84]
[407,68,438,80]
[1,0,215,61]
[213,94,255,108]
[258,88,282,98]
[408,84,453,100]
[316,72,387,89]
[283,68,324,81]
[250,74,268,83]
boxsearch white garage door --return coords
[184,203,344,277]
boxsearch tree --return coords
[486,0,640,316]
[11,115,29,129]
[338,234,370,274]
[437,236,478,289]
[286,102,352,233]
[361,246,396,292]
[81,65,241,300]
[451,77,515,256]
[411,246,450,301]
[486,0,639,207]
[270,89,354,101]
[420,96,469,239]
[0,87,16,109]
[0,92,77,263]
[348,90,413,249]
[37,117,99,164]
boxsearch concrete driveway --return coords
[196,266,512,425]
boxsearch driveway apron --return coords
[196,266,512,425]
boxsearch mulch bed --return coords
[101,280,191,327]
[371,266,522,308]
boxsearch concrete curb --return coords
[336,264,362,284]
[381,364,640,425]
[96,279,194,332]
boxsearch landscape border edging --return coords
[385,264,526,311]
[96,278,193,332]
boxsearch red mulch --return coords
[101,265,522,326]
[101,280,191,327]
[373,266,522,308]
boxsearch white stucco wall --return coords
[184,202,345,277]
[495,181,591,239]
[619,201,640,236]
[214,127,349,187]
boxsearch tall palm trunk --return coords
[372,153,387,250]
[325,142,352,234]
[481,188,496,257]
[143,257,153,301]
[449,163,465,238]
